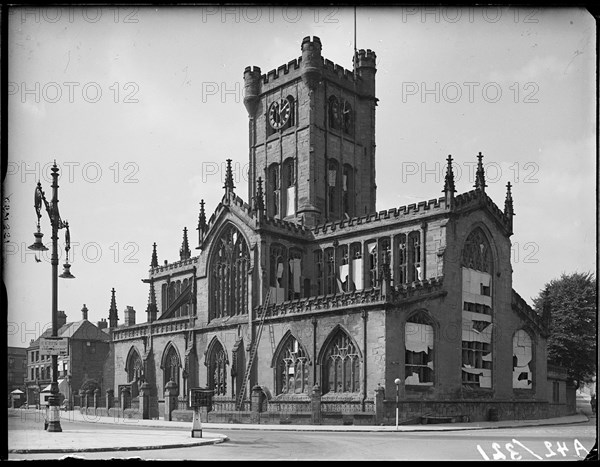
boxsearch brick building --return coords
[24,307,112,408]
[8,346,27,406]
[109,36,555,423]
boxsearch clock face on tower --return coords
[268,98,291,130]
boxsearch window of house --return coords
[9,357,14,369]
[405,312,434,386]
[322,328,360,394]
[276,334,309,395]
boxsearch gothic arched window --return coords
[408,231,422,282]
[512,330,533,389]
[462,227,493,273]
[342,164,354,218]
[275,334,309,395]
[341,100,353,135]
[405,311,434,386]
[126,348,144,397]
[163,344,181,390]
[209,224,249,320]
[270,244,286,304]
[268,163,280,218]
[321,328,361,394]
[327,159,339,217]
[282,158,296,217]
[328,95,340,129]
[207,340,228,396]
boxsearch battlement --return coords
[150,255,198,276]
[454,189,512,234]
[311,197,447,237]
[243,66,262,77]
[356,48,377,67]
[262,215,311,236]
[301,35,322,50]
[323,58,355,81]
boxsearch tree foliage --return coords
[533,271,597,388]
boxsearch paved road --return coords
[8,413,596,461]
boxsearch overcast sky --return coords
[5,6,596,348]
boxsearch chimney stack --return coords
[57,310,67,328]
[81,304,89,320]
[124,306,136,326]
[97,318,108,330]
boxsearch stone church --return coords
[108,36,553,423]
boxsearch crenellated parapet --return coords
[247,37,376,97]
[454,189,513,235]
[258,287,384,320]
[391,276,446,303]
[112,315,192,342]
[312,197,447,238]
[150,256,199,277]
[261,215,311,237]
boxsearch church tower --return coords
[244,36,377,227]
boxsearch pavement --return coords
[7,406,594,454]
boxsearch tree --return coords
[532,272,597,389]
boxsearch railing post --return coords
[106,389,114,410]
[139,382,151,420]
[374,385,385,425]
[94,388,100,410]
[86,389,94,409]
[164,380,178,421]
[311,384,322,425]
[251,385,264,424]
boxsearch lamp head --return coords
[59,263,75,279]
[28,231,49,251]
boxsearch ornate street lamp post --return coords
[28,161,75,432]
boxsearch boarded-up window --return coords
[405,312,434,386]
[512,330,533,389]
